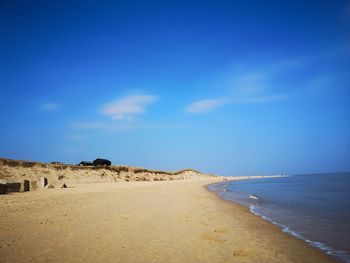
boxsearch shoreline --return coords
[206,178,340,262]
[0,178,335,262]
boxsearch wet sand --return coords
[0,178,335,262]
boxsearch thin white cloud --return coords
[102,95,157,120]
[185,58,298,115]
[232,94,288,104]
[70,121,106,129]
[186,94,287,114]
[234,73,267,96]
[186,49,349,116]
[40,102,61,111]
[69,119,190,133]
[69,121,137,132]
[186,99,228,113]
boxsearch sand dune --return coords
[0,158,213,189]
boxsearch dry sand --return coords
[0,178,335,263]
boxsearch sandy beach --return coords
[0,178,335,263]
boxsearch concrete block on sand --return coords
[30,181,38,190]
[21,180,30,192]
[6,182,21,192]
[40,177,48,189]
[0,183,8,194]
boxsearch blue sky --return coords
[1,0,349,175]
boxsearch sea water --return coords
[207,173,350,262]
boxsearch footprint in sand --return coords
[213,227,229,233]
[232,248,247,257]
[200,233,224,243]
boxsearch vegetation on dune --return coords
[0,158,213,185]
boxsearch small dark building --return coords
[78,161,93,166]
[93,158,111,166]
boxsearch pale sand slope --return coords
[0,178,334,263]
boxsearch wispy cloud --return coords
[185,57,305,114]
[232,94,288,104]
[69,121,137,132]
[231,58,306,97]
[186,94,287,114]
[186,99,228,113]
[101,95,157,120]
[234,73,267,96]
[68,120,188,133]
[40,102,61,111]
[69,121,106,129]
